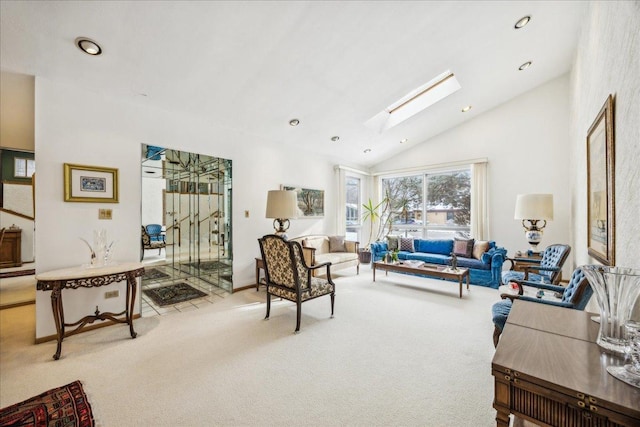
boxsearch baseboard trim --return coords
[233,284,259,293]
[35,313,142,344]
[0,299,35,310]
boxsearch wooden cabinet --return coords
[492,301,640,426]
[0,228,22,268]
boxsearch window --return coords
[345,176,361,241]
[380,168,471,239]
[14,158,35,178]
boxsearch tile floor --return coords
[140,263,232,317]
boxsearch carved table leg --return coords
[50,284,64,360]
[126,272,138,339]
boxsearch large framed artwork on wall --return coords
[282,185,324,218]
[586,94,615,265]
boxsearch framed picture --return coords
[64,163,119,203]
[282,185,324,218]
[586,94,615,265]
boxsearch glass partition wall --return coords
[141,144,232,315]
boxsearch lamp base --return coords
[522,219,546,252]
[273,218,290,239]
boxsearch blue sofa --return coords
[369,238,507,288]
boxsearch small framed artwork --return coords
[586,94,615,265]
[64,163,119,203]
[282,185,325,218]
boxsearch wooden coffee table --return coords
[372,261,470,298]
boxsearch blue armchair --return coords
[145,224,165,243]
[501,244,571,286]
[491,267,592,347]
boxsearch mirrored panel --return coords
[141,145,232,315]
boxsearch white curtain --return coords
[334,166,346,235]
[470,162,488,240]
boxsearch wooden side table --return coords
[507,251,542,272]
[0,228,22,268]
[255,257,264,291]
[36,262,144,360]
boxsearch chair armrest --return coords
[513,257,541,264]
[309,261,333,281]
[500,293,519,301]
[512,280,565,293]
[344,240,359,253]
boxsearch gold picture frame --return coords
[64,163,119,203]
[586,95,615,265]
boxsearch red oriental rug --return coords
[0,380,95,427]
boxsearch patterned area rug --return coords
[143,283,207,306]
[183,261,230,271]
[0,380,95,427]
[143,268,170,281]
[0,269,35,279]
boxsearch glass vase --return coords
[581,265,640,354]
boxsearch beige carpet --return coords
[0,266,499,426]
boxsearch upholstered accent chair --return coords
[501,244,571,286]
[258,234,335,333]
[492,267,592,347]
[141,225,166,260]
[145,224,165,243]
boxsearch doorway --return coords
[141,144,232,316]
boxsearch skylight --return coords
[365,70,461,133]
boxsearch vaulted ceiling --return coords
[0,1,586,166]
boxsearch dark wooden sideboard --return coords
[0,228,22,268]
[492,300,640,426]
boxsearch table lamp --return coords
[514,194,553,251]
[265,190,298,237]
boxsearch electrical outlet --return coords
[104,290,119,299]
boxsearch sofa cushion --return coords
[399,237,415,252]
[472,240,490,260]
[414,239,454,255]
[455,256,490,270]
[453,238,474,258]
[403,252,450,265]
[329,235,347,252]
[387,235,400,251]
[315,252,358,265]
[303,236,328,253]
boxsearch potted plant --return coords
[359,196,389,263]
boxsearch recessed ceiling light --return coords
[514,16,531,29]
[461,105,472,112]
[519,61,532,71]
[400,139,408,144]
[288,119,300,126]
[364,148,372,154]
[331,136,340,142]
[75,37,102,55]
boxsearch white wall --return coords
[569,1,640,270]
[371,75,572,271]
[34,78,339,339]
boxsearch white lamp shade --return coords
[514,194,554,220]
[265,190,298,219]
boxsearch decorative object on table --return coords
[0,380,95,427]
[581,265,640,354]
[586,94,615,265]
[606,321,640,388]
[281,185,324,217]
[391,248,399,263]
[514,193,553,251]
[64,163,119,203]
[143,282,208,307]
[265,190,299,237]
[449,252,458,271]
[80,229,116,266]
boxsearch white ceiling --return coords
[0,1,586,167]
